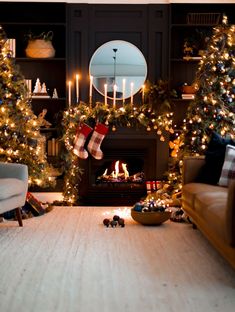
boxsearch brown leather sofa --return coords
[182,156,235,269]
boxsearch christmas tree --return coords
[0,25,52,187]
[168,15,235,193]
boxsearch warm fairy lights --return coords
[167,15,235,195]
[0,25,53,187]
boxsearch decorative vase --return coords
[25,39,55,58]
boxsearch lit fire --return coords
[109,160,130,180]
[97,160,144,183]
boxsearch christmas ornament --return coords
[133,202,144,212]
[118,218,125,227]
[103,218,110,227]
[113,215,120,221]
[73,123,93,159]
[110,220,118,227]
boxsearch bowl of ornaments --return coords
[131,199,172,225]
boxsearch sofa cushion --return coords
[218,144,235,187]
[194,191,228,243]
[182,182,226,210]
[0,178,25,200]
[194,189,227,215]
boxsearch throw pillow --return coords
[195,132,235,185]
[218,144,235,186]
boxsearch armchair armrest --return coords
[0,162,28,183]
[182,156,205,185]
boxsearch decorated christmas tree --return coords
[168,15,235,193]
[0,25,52,187]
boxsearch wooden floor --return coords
[0,207,235,312]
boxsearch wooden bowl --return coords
[131,209,171,225]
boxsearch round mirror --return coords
[89,40,147,100]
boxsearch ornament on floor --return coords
[110,220,118,227]
[102,215,125,228]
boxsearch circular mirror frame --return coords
[89,40,148,100]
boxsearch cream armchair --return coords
[0,162,28,227]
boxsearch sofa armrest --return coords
[0,162,28,183]
[182,156,205,185]
[226,180,235,246]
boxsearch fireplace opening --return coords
[78,147,150,205]
[77,128,169,206]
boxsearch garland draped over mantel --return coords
[62,100,174,205]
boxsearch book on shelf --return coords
[24,79,32,98]
[182,94,195,100]
[47,138,61,156]
[6,38,16,57]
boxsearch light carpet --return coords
[0,206,235,312]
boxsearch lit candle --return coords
[122,78,126,105]
[89,75,93,107]
[113,84,117,108]
[76,74,80,103]
[130,82,134,106]
[142,84,145,104]
[104,83,107,106]
[68,80,72,107]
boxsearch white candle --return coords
[76,74,80,103]
[130,82,134,106]
[68,81,72,107]
[142,84,145,104]
[122,78,126,104]
[89,75,93,106]
[104,83,107,106]
[113,84,117,108]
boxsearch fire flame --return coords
[103,160,129,180]
[122,163,129,179]
[99,160,144,183]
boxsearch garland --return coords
[62,100,174,205]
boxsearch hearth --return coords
[77,128,169,206]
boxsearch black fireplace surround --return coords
[78,128,169,206]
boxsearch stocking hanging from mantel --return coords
[87,123,109,160]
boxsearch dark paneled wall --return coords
[67,4,169,103]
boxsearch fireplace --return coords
[77,128,169,206]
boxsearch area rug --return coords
[0,206,235,312]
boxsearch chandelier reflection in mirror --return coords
[89,40,147,101]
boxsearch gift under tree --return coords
[0,25,52,187]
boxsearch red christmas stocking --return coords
[87,123,109,160]
[73,123,93,159]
